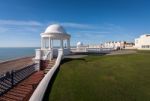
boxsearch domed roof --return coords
[45,24,67,34]
[41,24,70,39]
[77,42,83,46]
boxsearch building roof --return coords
[41,24,70,39]
[77,42,83,46]
[140,34,150,38]
[45,24,67,34]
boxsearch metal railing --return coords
[0,63,37,96]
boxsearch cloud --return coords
[60,22,98,29]
[0,20,134,47]
[0,20,43,26]
[74,31,107,39]
[79,31,110,34]
[0,27,8,33]
[0,19,45,35]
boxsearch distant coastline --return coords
[0,55,34,64]
[0,46,78,62]
[0,47,37,61]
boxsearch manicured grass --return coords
[48,51,150,101]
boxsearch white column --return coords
[42,38,45,49]
[41,37,43,49]
[43,38,46,49]
[44,38,47,49]
[67,39,70,49]
[49,37,51,49]
[60,40,63,49]
[45,38,48,49]
[51,39,53,48]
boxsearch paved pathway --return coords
[64,55,88,59]
[0,59,56,101]
[0,71,44,101]
[107,50,137,55]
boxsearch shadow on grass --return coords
[42,66,60,101]
[71,52,108,55]
[42,58,85,101]
[61,58,86,65]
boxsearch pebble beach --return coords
[0,56,34,75]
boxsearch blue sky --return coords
[0,0,150,47]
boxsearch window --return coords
[142,45,145,48]
[142,45,150,48]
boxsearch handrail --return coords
[43,51,51,60]
[29,49,63,101]
[0,63,37,96]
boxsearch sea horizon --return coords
[0,47,37,62]
[0,46,77,62]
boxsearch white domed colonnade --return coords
[41,24,70,50]
[35,24,71,69]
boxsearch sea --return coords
[0,47,38,62]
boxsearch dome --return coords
[77,42,83,47]
[45,24,67,34]
[41,24,70,39]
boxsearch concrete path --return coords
[64,55,88,59]
[0,71,44,101]
[67,50,137,59]
[107,50,137,55]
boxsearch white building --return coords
[135,34,150,50]
[103,41,125,50]
[77,42,83,48]
[34,24,71,69]
[76,42,88,52]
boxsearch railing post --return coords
[11,70,14,87]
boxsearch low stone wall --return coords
[29,49,63,101]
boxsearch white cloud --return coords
[60,22,98,29]
[79,31,110,34]
[0,27,8,33]
[0,20,43,26]
[0,20,134,47]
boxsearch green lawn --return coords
[46,51,150,101]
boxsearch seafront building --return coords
[76,42,89,52]
[102,41,126,49]
[124,42,135,49]
[135,34,150,50]
[76,41,135,52]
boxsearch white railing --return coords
[43,51,51,60]
[74,47,115,53]
[29,49,63,101]
[35,49,53,61]
[88,48,115,52]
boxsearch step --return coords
[0,71,44,101]
[7,91,26,97]
[15,85,33,90]
[48,64,54,66]
[45,68,51,71]
[0,96,17,101]
[48,63,55,66]
[44,70,49,74]
[10,90,28,95]
[3,94,23,101]
[46,67,52,69]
